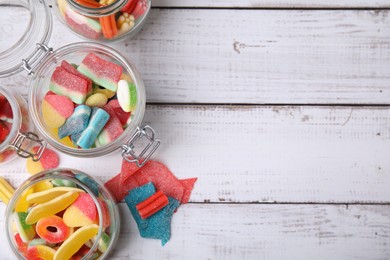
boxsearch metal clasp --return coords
[10,132,47,161]
[22,43,53,75]
[121,125,161,167]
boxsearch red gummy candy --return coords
[14,233,28,257]
[0,121,10,143]
[121,0,137,13]
[132,0,148,19]
[0,95,13,121]
[136,190,169,219]
[107,100,131,126]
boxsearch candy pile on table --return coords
[43,53,136,149]
[0,94,14,162]
[105,160,197,245]
[2,173,113,259]
[57,0,149,40]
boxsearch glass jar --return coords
[0,86,46,165]
[5,168,120,259]
[28,42,160,166]
[0,0,160,166]
[54,0,151,42]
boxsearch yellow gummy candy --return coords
[26,157,45,175]
[32,180,54,192]
[85,93,108,108]
[27,187,85,204]
[54,224,99,260]
[42,100,66,128]
[0,177,15,204]
[25,191,79,224]
[34,245,56,260]
[93,85,116,99]
[15,187,33,212]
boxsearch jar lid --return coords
[0,0,52,77]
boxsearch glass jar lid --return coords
[0,0,52,77]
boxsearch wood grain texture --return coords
[1,203,389,259]
[152,0,390,8]
[1,105,390,203]
[1,9,389,104]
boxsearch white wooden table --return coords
[1,0,390,259]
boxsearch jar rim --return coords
[28,42,146,158]
[66,0,127,17]
[0,0,52,77]
[0,86,22,153]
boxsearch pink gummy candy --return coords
[44,93,74,119]
[70,193,97,222]
[107,99,131,126]
[97,104,124,146]
[61,61,92,95]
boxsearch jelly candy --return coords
[117,79,137,112]
[91,232,110,253]
[27,245,56,260]
[25,191,79,224]
[13,212,36,242]
[76,108,109,149]
[26,147,60,175]
[0,176,15,204]
[107,99,131,126]
[77,53,122,92]
[36,215,70,243]
[85,93,108,108]
[97,104,123,146]
[63,193,97,227]
[42,93,74,128]
[26,187,84,204]
[125,182,180,245]
[50,66,90,104]
[136,190,169,219]
[58,105,91,139]
[54,224,99,260]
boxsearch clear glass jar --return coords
[5,168,120,259]
[28,42,159,165]
[0,86,45,164]
[54,0,151,42]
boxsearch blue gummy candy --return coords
[124,182,180,246]
[77,108,109,149]
[58,105,91,139]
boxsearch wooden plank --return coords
[1,105,390,203]
[1,203,390,259]
[152,0,390,8]
[1,10,389,104]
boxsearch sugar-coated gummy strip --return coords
[0,177,15,204]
